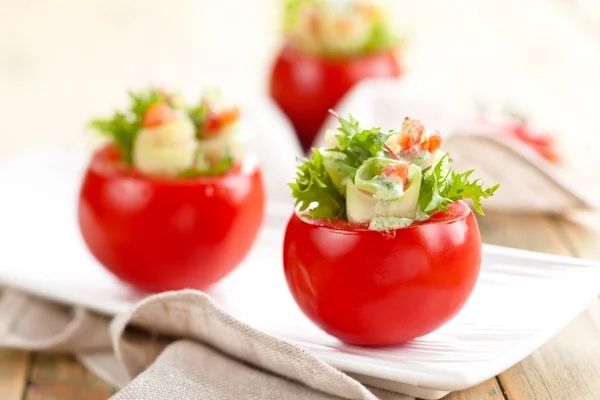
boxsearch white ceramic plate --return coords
[1,149,599,399]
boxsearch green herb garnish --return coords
[289,113,499,224]
[418,154,500,216]
[289,148,346,220]
[330,113,394,180]
[283,0,313,31]
[365,17,399,52]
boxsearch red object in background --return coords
[507,123,560,163]
[79,146,265,293]
[283,201,481,346]
[475,117,561,163]
[269,44,402,152]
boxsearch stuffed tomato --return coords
[284,114,499,345]
[79,89,265,293]
[269,0,402,152]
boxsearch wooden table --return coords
[1,212,599,400]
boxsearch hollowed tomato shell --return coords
[269,44,402,152]
[283,201,481,346]
[78,146,265,293]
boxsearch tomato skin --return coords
[269,44,402,152]
[78,146,265,293]
[283,201,481,346]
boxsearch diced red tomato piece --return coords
[204,107,241,135]
[308,9,321,37]
[142,103,178,128]
[382,162,410,184]
[397,134,411,150]
[203,113,220,134]
[425,132,442,153]
[220,107,240,127]
[399,119,425,150]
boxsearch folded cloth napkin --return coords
[0,288,412,400]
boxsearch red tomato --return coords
[269,44,402,152]
[283,201,481,346]
[78,146,265,293]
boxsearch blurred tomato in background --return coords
[269,0,403,151]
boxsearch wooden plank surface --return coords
[498,301,600,400]
[25,354,113,400]
[479,212,600,400]
[553,215,600,261]
[0,349,31,400]
[445,378,506,400]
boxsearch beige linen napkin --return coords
[0,288,412,400]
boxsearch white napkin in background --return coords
[240,96,303,205]
[314,77,596,215]
[315,78,459,143]
[0,288,412,400]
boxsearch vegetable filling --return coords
[283,0,401,57]
[290,113,499,230]
[89,89,248,178]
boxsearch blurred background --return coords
[1,0,599,195]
